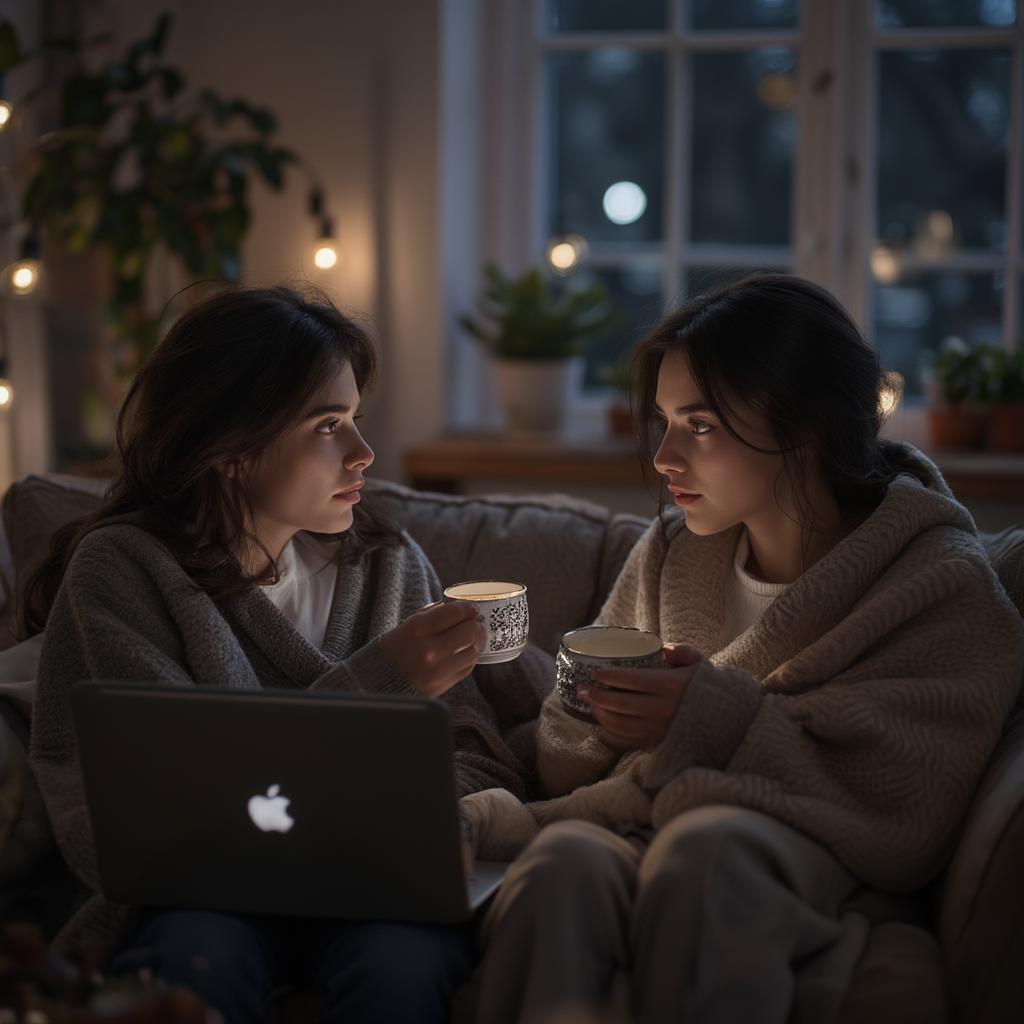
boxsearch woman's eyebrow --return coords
[654,401,713,415]
[305,403,351,418]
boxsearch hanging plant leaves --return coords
[159,68,184,100]
[12,10,331,377]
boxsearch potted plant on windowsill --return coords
[460,263,616,434]
[986,346,1024,453]
[924,337,989,451]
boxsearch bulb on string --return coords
[547,234,588,276]
[312,216,338,270]
[0,75,10,133]
[5,227,42,296]
[0,359,14,409]
[10,261,38,294]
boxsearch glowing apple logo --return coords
[247,784,295,834]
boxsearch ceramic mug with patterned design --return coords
[442,580,529,664]
[556,625,664,717]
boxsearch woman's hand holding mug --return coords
[580,642,705,752]
[379,601,487,698]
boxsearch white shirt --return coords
[717,528,790,650]
[259,532,340,650]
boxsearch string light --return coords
[5,227,42,296]
[313,219,338,270]
[308,186,338,271]
[547,234,588,276]
[0,74,10,133]
[0,360,13,409]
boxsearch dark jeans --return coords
[109,909,476,1024]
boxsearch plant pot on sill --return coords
[987,403,1024,452]
[494,356,582,434]
[927,404,988,451]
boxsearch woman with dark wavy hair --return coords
[466,273,1024,1024]
[28,286,532,1024]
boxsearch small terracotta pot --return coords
[927,406,988,451]
[986,404,1024,452]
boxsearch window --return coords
[515,0,1021,400]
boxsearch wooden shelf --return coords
[404,433,1024,503]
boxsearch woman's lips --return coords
[667,486,702,507]
[334,483,363,504]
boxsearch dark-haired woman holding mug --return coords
[28,286,537,1024]
[467,273,1024,1024]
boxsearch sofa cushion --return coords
[1,474,108,643]
[939,704,1024,1022]
[838,922,948,1024]
[0,474,648,657]
[365,480,647,654]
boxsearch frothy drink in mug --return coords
[442,580,529,664]
[556,625,663,717]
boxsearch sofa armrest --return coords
[939,704,1024,1022]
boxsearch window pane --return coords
[876,0,1016,28]
[878,50,1009,252]
[689,0,800,30]
[548,51,665,244]
[685,264,789,298]
[690,49,796,246]
[547,0,667,32]
[872,270,1002,397]
[576,263,664,390]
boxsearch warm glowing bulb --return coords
[546,234,588,276]
[10,260,39,295]
[313,244,338,270]
[549,243,576,271]
[0,101,11,130]
[0,382,13,408]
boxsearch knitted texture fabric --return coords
[466,447,1024,895]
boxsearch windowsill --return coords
[411,391,1024,517]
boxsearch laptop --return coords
[71,681,508,923]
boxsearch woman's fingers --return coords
[580,685,667,718]
[663,642,702,667]
[414,600,478,637]
[438,615,486,656]
[591,666,688,694]
[421,644,480,697]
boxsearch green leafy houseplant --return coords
[0,13,330,453]
[926,338,990,451]
[985,345,1024,453]
[932,338,990,406]
[459,263,617,361]
[927,339,1024,452]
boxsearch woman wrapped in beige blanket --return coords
[462,274,1024,1024]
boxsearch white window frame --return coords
[478,0,1023,437]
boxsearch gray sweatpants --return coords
[475,805,869,1024]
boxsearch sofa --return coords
[0,471,1022,1023]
